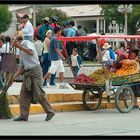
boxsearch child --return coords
[68,48,82,78]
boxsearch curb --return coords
[10,101,117,116]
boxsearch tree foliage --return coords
[100,4,140,35]
[0,5,12,33]
[36,6,71,26]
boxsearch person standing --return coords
[50,16,60,30]
[44,26,68,89]
[68,48,82,78]
[66,20,77,57]
[88,28,98,62]
[38,17,54,42]
[1,36,17,83]
[21,14,34,42]
[11,36,55,121]
[34,18,44,38]
[34,35,43,64]
[42,30,56,87]
[76,25,87,59]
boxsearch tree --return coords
[0,5,12,33]
[100,4,140,35]
[36,6,71,26]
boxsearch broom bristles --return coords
[0,85,13,119]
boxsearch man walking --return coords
[11,36,55,121]
[44,26,68,89]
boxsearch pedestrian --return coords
[0,53,3,90]
[50,16,60,30]
[102,42,116,70]
[115,42,129,59]
[76,25,87,59]
[66,20,77,57]
[67,48,82,78]
[34,18,44,38]
[88,28,98,62]
[38,17,54,42]
[21,14,34,42]
[1,36,17,83]
[44,26,68,89]
[34,35,43,64]
[129,48,140,109]
[10,36,55,121]
[63,21,70,37]
[42,30,56,87]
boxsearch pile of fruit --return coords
[73,73,95,83]
[72,60,139,85]
[115,59,138,76]
[89,67,118,85]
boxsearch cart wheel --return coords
[82,90,102,111]
[115,85,135,113]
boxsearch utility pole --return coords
[33,5,36,29]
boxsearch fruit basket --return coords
[111,73,140,86]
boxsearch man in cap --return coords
[50,16,60,30]
[38,17,54,42]
[21,14,34,42]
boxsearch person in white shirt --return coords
[34,35,43,64]
[21,14,34,42]
[102,42,115,69]
[68,48,82,78]
[1,36,17,83]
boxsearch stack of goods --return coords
[89,67,118,85]
[115,59,139,76]
[73,73,95,84]
[72,60,139,86]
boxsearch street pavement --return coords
[0,109,140,135]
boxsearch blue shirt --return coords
[108,48,115,60]
[67,28,76,37]
[49,35,61,60]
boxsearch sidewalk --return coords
[8,82,82,95]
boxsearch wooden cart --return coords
[70,73,140,113]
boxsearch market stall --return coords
[57,35,140,113]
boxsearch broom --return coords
[0,45,16,119]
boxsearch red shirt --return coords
[100,38,105,47]
[34,25,41,37]
[50,23,60,30]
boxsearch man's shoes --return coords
[13,116,27,121]
[45,113,55,121]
